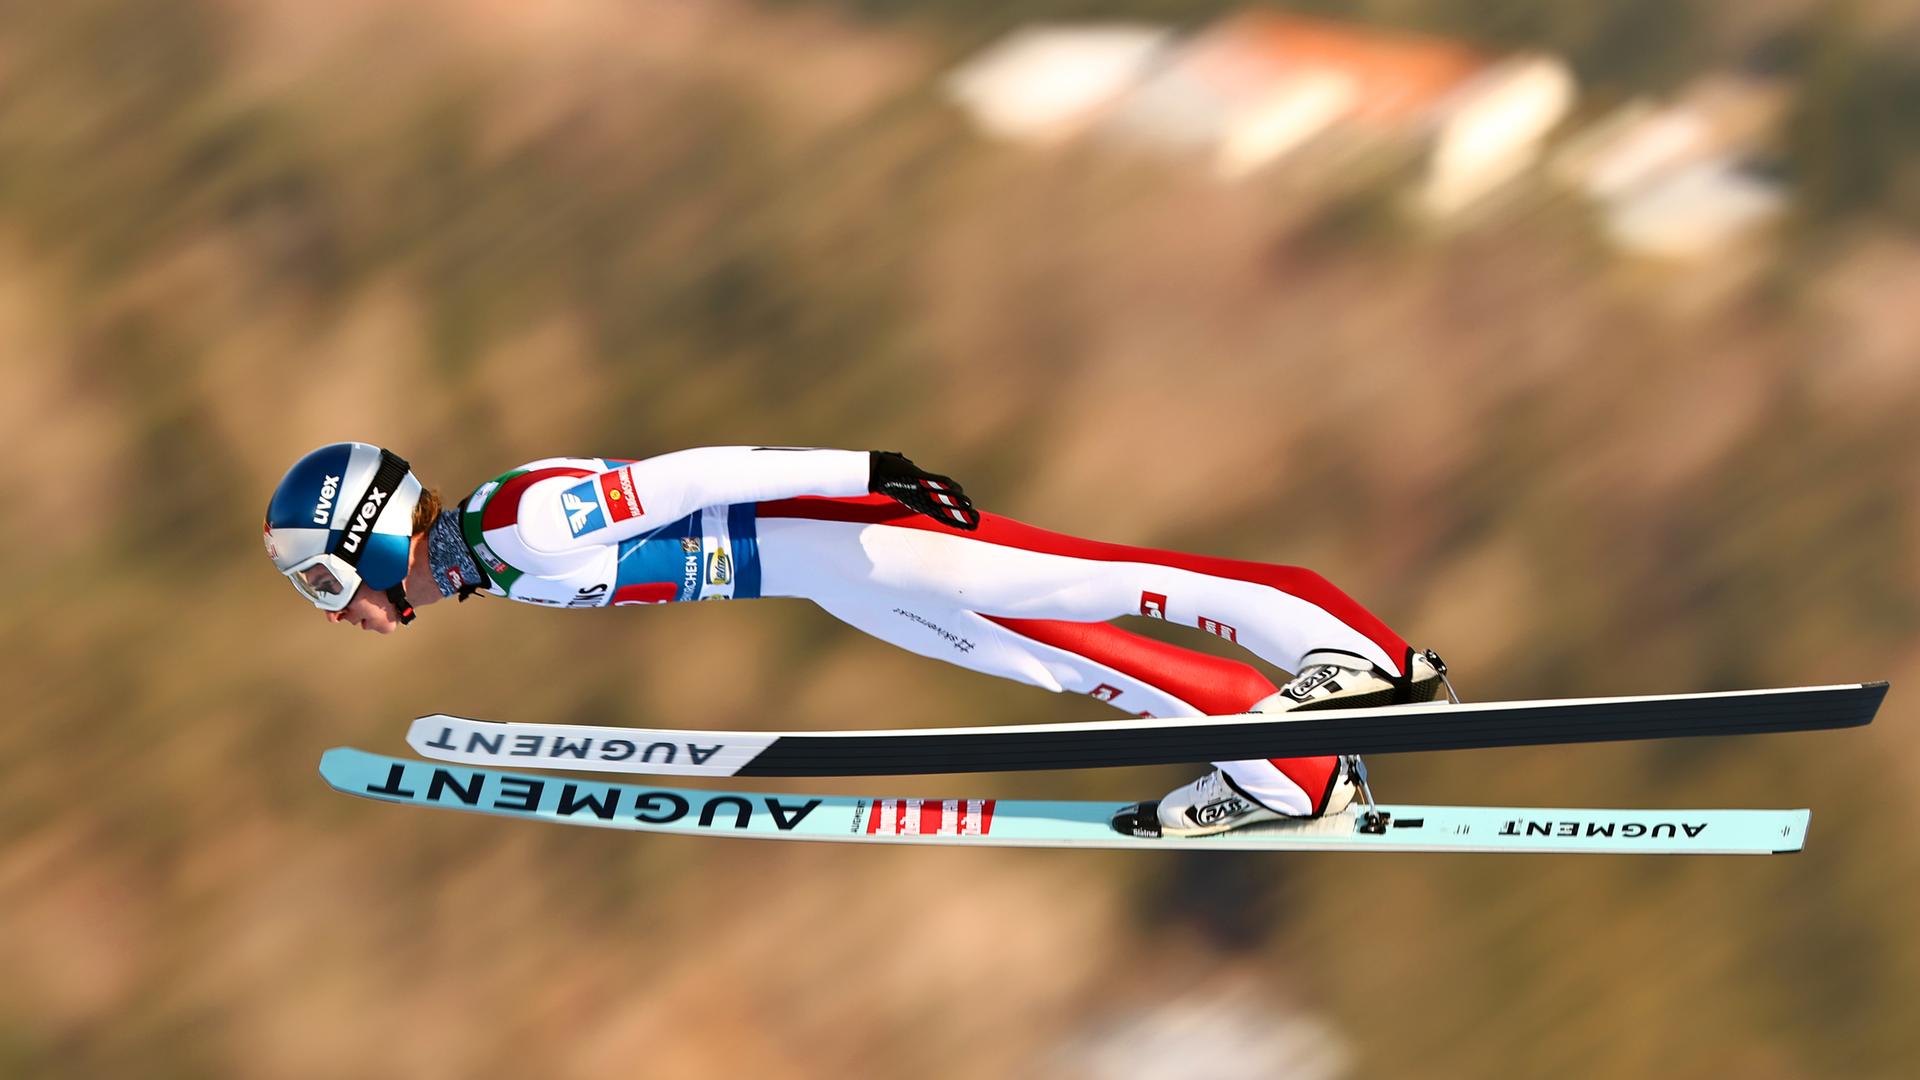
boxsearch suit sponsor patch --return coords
[562,481,606,537]
[1198,617,1238,643]
[473,542,509,574]
[598,467,642,524]
[613,582,677,606]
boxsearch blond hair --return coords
[412,487,444,535]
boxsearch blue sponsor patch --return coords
[613,511,703,602]
[561,479,606,537]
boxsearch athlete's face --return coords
[316,531,436,633]
[326,581,403,634]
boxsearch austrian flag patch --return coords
[598,466,642,523]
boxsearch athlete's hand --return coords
[869,451,980,530]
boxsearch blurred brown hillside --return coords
[5,1,1920,1077]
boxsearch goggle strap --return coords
[334,449,412,571]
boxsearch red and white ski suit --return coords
[461,447,1412,814]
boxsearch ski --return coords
[322,749,1810,855]
[406,681,1885,778]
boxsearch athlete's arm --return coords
[524,446,866,551]
[610,446,980,529]
[624,446,872,519]
[526,447,978,553]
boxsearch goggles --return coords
[280,553,364,613]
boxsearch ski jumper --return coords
[457,448,1412,814]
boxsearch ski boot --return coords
[1250,647,1449,715]
[1112,649,1451,838]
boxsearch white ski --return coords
[322,749,1811,854]
[405,682,1884,778]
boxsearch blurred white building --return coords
[945,11,1576,217]
[1552,75,1790,258]
[1050,980,1352,1080]
[1101,11,1492,179]
[942,23,1175,145]
[1554,75,1786,199]
[1415,56,1577,218]
[1604,160,1788,259]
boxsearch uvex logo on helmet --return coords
[340,487,389,554]
[312,474,341,525]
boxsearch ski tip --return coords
[1849,681,1890,727]
[405,713,502,751]
[1767,809,1811,854]
[411,712,504,727]
[316,746,358,786]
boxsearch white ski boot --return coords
[1112,756,1366,839]
[1123,767,1287,837]
[1112,649,1448,838]
[1252,647,1448,715]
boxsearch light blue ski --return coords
[320,748,1809,854]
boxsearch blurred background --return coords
[4,0,1919,1075]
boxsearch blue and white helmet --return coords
[264,442,424,618]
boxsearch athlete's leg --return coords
[801,595,1239,720]
[757,497,1410,676]
[801,596,1339,815]
[987,617,1343,815]
[976,617,1280,717]
[758,505,1362,814]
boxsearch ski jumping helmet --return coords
[264,442,424,624]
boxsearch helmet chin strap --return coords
[385,584,417,626]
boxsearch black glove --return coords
[869,451,980,530]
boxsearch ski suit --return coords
[453,447,1412,814]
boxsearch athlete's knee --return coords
[1259,564,1338,597]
